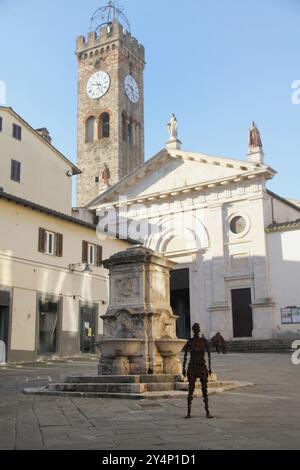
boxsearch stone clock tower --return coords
[76,2,145,207]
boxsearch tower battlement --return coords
[76,21,145,60]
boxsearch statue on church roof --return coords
[166,113,182,150]
[249,121,263,149]
[167,113,178,141]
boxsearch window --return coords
[12,123,22,141]
[88,243,96,265]
[38,299,60,353]
[11,160,21,183]
[85,116,95,143]
[38,228,63,257]
[82,241,102,266]
[100,112,110,138]
[0,117,3,132]
[128,120,133,145]
[45,231,55,255]
[230,216,247,235]
[122,112,128,141]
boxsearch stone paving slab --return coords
[0,353,299,450]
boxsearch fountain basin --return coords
[96,339,143,358]
[156,339,187,357]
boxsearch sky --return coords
[1,0,300,201]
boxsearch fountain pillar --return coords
[98,246,186,376]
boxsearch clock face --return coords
[124,75,139,103]
[86,71,110,100]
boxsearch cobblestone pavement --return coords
[0,353,299,450]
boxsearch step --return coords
[24,380,253,399]
[146,382,175,392]
[24,388,149,399]
[47,383,147,394]
[225,339,293,353]
[66,374,181,385]
[139,374,180,384]
[66,375,140,384]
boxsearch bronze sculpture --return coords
[182,323,213,419]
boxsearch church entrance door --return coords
[231,288,253,338]
[170,269,191,339]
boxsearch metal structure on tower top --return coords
[90,1,131,33]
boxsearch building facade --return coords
[0,107,129,363]
[266,221,300,339]
[73,10,300,343]
[0,108,80,215]
[89,142,300,341]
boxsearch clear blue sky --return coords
[1,0,300,200]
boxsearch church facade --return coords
[88,141,300,341]
[75,7,300,342]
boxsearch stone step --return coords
[24,388,150,399]
[139,374,180,384]
[24,380,253,399]
[66,375,140,384]
[224,339,293,353]
[49,382,179,393]
[47,383,147,394]
[66,374,181,385]
[146,382,175,392]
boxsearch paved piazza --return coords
[0,353,299,450]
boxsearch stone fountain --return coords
[97,246,186,377]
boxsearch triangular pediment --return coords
[88,148,275,207]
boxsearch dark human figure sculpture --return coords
[182,323,213,419]
[211,332,226,355]
[249,121,262,149]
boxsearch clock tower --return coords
[76,2,145,207]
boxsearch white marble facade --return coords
[90,146,300,341]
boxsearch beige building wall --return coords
[0,198,129,362]
[0,107,77,215]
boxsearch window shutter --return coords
[11,160,15,181]
[96,245,103,266]
[17,161,21,182]
[38,228,46,253]
[56,233,63,257]
[82,241,88,263]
